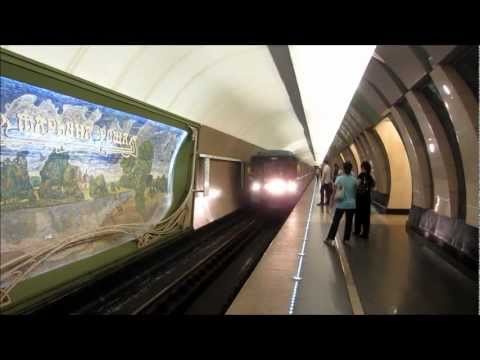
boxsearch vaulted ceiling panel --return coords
[421,45,457,65]
[364,58,404,104]
[357,80,389,117]
[348,108,372,129]
[345,112,363,135]
[115,46,195,100]
[375,46,428,89]
[71,46,143,89]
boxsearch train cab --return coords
[247,150,300,210]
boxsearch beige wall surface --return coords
[193,160,242,229]
[363,131,390,195]
[198,125,264,162]
[375,118,412,209]
[389,105,433,209]
[341,148,358,175]
[194,125,264,229]
[349,143,361,174]
[353,139,366,163]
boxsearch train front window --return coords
[263,159,296,179]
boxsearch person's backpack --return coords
[357,176,369,196]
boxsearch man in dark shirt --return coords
[332,163,339,183]
[354,161,375,239]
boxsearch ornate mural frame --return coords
[0,48,200,313]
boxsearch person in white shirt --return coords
[314,165,321,182]
[317,160,333,206]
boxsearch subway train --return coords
[247,150,302,210]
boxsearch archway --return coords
[374,117,413,211]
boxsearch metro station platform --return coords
[226,180,477,315]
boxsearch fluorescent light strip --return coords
[289,45,376,163]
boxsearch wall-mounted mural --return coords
[0,76,188,289]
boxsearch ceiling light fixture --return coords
[289,45,376,162]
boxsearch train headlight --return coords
[251,181,261,192]
[264,178,287,195]
[287,180,298,193]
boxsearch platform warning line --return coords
[288,177,318,315]
[288,177,364,315]
[334,237,365,315]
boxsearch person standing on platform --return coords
[316,163,323,204]
[333,163,339,183]
[315,165,321,183]
[317,160,332,206]
[324,161,357,244]
[354,161,376,239]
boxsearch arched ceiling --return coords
[288,45,376,162]
[329,45,459,157]
[2,45,314,164]
[5,45,416,165]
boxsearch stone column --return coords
[406,91,459,219]
[430,65,478,226]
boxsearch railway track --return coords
[127,216,262,314]
[30,208,287,315]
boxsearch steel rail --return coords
[130,217,259,314]
[31,210,252,314]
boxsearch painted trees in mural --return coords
[134,141,154,217]
[38,150,84,201]
[0,151,34,203]
[89,174,109,199]
[118,140,155,216]
[0,76,188,284]
[153,175,167,193]
[63,162,83,199]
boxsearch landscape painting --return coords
[0,76,188,287]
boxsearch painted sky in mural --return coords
[0,76,188,284]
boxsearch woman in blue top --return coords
[324,161,357,245]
